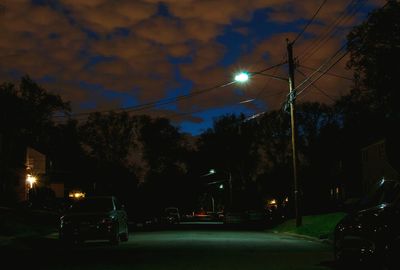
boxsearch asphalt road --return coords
[2,230,334,270]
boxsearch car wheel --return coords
[110,224,120,245]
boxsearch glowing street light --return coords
[208,169,232,207]
[234,72,249,83]
[26,174,37,189]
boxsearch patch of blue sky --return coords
[78,100,97,111]
[35,0,101,40]
[158,61,193,111]
[37,75,57,84]
[106,27,130,40]
[217,8,301,68]
[104,91,139,108]
[83,55,117,71]
[168,54,193,65]
[156,2,171,17]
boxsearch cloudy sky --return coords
[0,0,384,134]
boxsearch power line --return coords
[296,68,336,102]
[298,64,353,81]
[297,49,349,98]
[295,43,347,92]
[293,0,390,100]
[54,62,286,122]
[298,0,360,60]
[254,54,288,99]
[292,0,329,44]
[298,0,366,62]
[175,0,392,122]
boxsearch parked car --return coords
[59,196,129,245]
[246,209,269,227]
[224,211,247,225]
[160,207,180,224]
[334,179,400,269]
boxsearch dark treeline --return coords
[1,2,399,219]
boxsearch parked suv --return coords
[334,179,400,269]
[59,196,129,245]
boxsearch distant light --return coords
[234,72,249,83]
[268,199,277,205]
[69,191,85,199]
[219,184,224,189]
[26,174,37,188]
[209,169,216,174]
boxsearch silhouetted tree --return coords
[332,1,400,198]
[0,76,70,203]
[79,111,140,201]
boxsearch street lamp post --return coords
[207,169,232,208]
[234,55,302,227]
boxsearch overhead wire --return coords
[296,49,349,98]
[293,0,391,101]
[297,64,352,81]
[166,0,329,126]
[298,0,367,63]
[54,62,287,123]
[296,68,337,102]
[292,0,329,44]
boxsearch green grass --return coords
[271,212,346,239]
[0,208,58,237]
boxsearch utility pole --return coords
[228,171,232,207]
[287,39,302,227]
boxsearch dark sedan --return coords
[59,196,129,245]
[334,179,400,269]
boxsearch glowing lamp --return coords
[234,72,249,83]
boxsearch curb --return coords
[272,231,333,244]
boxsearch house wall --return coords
[362,140,400,193]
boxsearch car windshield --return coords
[165,208,178,215]
[359,180,400,208]
[69,198,114,213]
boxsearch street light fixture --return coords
[208,169,232,208]
[232,60,302,227]
[234,72,250,83]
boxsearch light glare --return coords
[234,72,249,83]
[26,174,37,188]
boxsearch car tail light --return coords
[100,217,114,224]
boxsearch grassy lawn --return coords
[0,207,59,238]
[271,212,346,240]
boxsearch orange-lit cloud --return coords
[0,0,381,132]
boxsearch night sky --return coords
[0,0,384,135]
